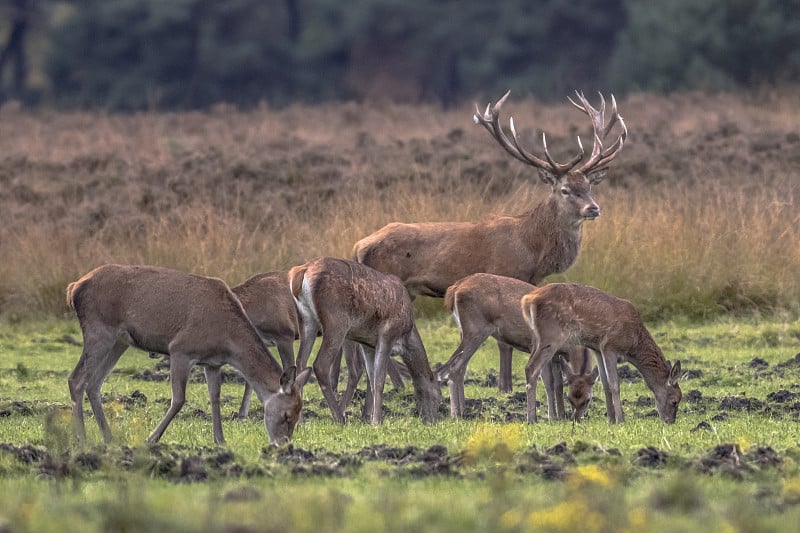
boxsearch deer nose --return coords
[584,205,600,219]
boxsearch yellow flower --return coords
[463,423,523,464]
[569,464,613,489]
[527,499,605,532]
[782,477,800,504]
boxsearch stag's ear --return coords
[537,167,557,185]
[586,168,608,185]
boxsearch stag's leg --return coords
[148,354,192,443]
[205,366,225,445]
[312,332,347,424]
[82,338,129,443]
[497,340,514,393]
[360,346,376,422]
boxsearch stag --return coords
[66,264,312,446]
[289,257,441,425]
[520,283,682,424]
[435,273,598,420]
[354,90,627,393]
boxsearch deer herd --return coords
[66,91,683,447]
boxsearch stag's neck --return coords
[523,196,583,282]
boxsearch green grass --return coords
[1,315,800,531]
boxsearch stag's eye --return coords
[560,187,570,196]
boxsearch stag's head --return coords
[474,90,627,224]
[654,360,683,424]
[263,366,312,445]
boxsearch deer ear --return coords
[280,365,297,393]
[537,167,557,185]
[668,360,682,385]
[295,367,313,390]
[586,168,608,185]
[591,366,600,383]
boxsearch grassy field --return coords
[1,315,800,532]
[0,89,799,531]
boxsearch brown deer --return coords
[231,272,407,419]
[289,257,442,425]
[520,283,682,424]
[435,273,598,420]
[353,90,626,393]
[66,264,312,446]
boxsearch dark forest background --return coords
[1,0,799,110]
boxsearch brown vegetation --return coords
[0,89,798,319]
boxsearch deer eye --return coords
[560,187,570,196]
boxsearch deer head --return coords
[474,90,627,222]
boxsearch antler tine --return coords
[475,90,587,175]
[540,131,584,173]
[568,90,628,175]
[473,91,524,163]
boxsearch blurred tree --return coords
[0,0,31,101]
[609,0,800,92]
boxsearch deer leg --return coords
[387,358,406,391]
[397,328,441,424]
[148,354,192,443]
[601,351,624,423]
[444,335,485,418]
[594,351,616,423]
[338,341,363,414]
[312,333,347,424]
[524,342,561,423]
[541,358,564,421]
[329,347,344,393]
[204,366,225,445]
[497,340,514,393]
[83,339,128,443]
[360,346,375,422]
[237,382,253,420]
[368,340,391,425]
[294,320,319,370]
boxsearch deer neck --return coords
[629,332,670,394]
[234,343,285,399]
[523,196,583,281]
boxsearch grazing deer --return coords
[353,90,626,393]
[435,273,598,420]
[231,272,406,419]
[66,264,312,446]
[289,257,442,425]
[520,283,682,424]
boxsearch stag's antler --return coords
[567,91,627,179]
[474,90,627,180]
[473,90,584,176]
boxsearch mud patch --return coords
[0,401,37,417]
[617,365,641,382]
[633,446,669,468]
[719,396,765,412]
